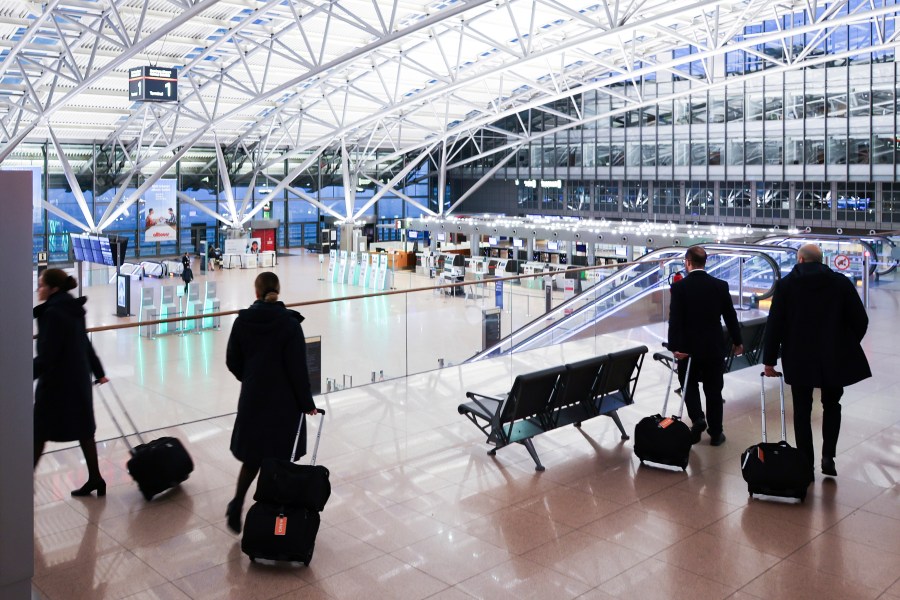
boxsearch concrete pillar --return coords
[0,171,35,599]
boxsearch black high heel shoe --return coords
[71,478,106,497]
[226,500,242,534]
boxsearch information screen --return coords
[71,234,86,261]
[128,66,178,102]
[89,237,103,263]
[99,237,114,266]
[407,230,419,239]
[547,240,559,251]
[513,238,524,248]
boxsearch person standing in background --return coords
[668,245,743,446]
[224,272,318,533]
[762,243,870,479]
[33,269,109,496]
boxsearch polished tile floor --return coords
[32,253,900,599]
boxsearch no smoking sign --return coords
[833,254,851,271]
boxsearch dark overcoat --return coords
[762,261,870,387]
[33,292,105,442]
[226,300,317,465]
[668,270,743,360]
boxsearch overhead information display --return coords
[128,66,178,102]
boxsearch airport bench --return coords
[724,316,768,372]
[458,345,648,471]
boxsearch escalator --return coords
[756,234,897,279]
[468,244,796,362]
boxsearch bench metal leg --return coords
[608,410,629,440]
[520,439,545,471]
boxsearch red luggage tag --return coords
[274,515,287,536]
[658,418,674,429]
[757,448,765,463]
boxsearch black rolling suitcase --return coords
[242,410,327,565]
[634,352,693,470]
[740,373,811,502]
[96,382,194,500]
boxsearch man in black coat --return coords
[763,244,870,478]
[668,246,743,446]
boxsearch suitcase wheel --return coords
[621,433,630,440]
[574,422,582,428]
[487,449,496,456]
[249,556,256,563]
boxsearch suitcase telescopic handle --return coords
[661,355,691,419]
[758,372,786,443]
[94,381,146,450]
[290,409,326,465]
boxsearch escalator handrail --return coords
[467,244,790,363]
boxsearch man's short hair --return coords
[798,243,823,263]
[685,245,707,267]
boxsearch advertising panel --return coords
[143,179,177,242]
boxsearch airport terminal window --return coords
[686,181,714,218]
[785,137,803,165]
[756,181,790,220]
[805,138,826,164]
[882,182,900,223]
[836,182,875,222]
[872,134,895,164]
[827,136,848,165]
[674,140,690,166]
[657,142,673,166]
[726,94,744,122]
[795,181,832,221]
[594,181,619,212]
[720,182,752,218]
[652,181,679,215]
[727,140,745,166]
[566,182,591,212]
[541,183,563,210]
[745,140,764,165]
[517,180,537,209]
[622,181,648,214]
[764,140,783,165]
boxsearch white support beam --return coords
[176,191,233,227]
[98,137,199,230]
[47,126,95,230]
[352,143,436,220]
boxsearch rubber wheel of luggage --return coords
[488,449,496,456]
[574,422,582,428]
[249,556,256,562]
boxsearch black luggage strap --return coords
[291,410,326,465]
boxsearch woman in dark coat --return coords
[34,269,109,496]
[225,271,318,533]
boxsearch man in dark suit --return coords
[668,246,743,446]
[763,243,870,478]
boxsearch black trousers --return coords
[677,355,725,436]
[790,385,843,472]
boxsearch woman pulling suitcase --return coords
[33,269,109,496]
[225,271,318,534]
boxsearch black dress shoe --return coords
[71,478,106,497]
[690,419,707,445]
[821,457,837,476]
[709,432,727,446]
[226,500,242,534]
